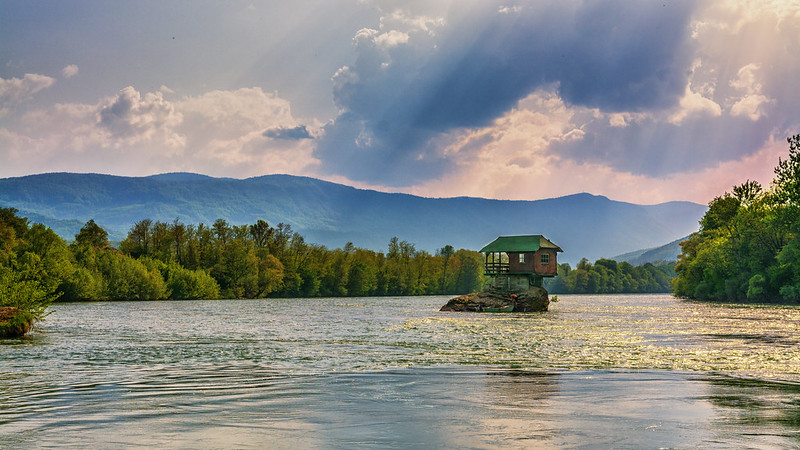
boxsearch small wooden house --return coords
[480,235,563,291]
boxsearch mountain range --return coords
[0,172,706,264]
[611,236,689,266]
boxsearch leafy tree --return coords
[119,219,153,258]
[0,207,28,256]
[0,265,54,320]
[161,262,220,300]
[257,254,284,297]
[95,251,168,300]
[451,249,484,294]
[773,134,800,206]
[74,219,109,249]
[212,238,258,298]
[249,219,272,249]
[674,134,800,302]
[439,245,454,292]
[0,209,60,320]
[547,258,674,294]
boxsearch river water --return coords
[2,294,799,448]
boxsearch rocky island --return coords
[440,235,561,313]
[440,286,549,312]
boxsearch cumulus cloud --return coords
[374,29,410,48]
[61,64,79,78]
[316,0,696,185]
[98,86,185,151]
[1,86,319,178]
[727,64,773,121]
[668,84,722,125]
[0,73,56,113]
[668,60,722,125]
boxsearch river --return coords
[2,294,799,448]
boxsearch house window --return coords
[519,254,525,264]
[540,253,550,265]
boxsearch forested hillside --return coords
[612,236,687,265]
[0,173,705,263]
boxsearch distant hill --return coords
[0,172,706,264]
[611,235,691,265]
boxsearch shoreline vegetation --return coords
[0,306,33,338]
[673,135,800,304]
[1,207,676,325]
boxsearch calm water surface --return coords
[2,294,799,448]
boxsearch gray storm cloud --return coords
[314,1,696,185]
[263,125,313,140]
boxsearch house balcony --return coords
[484,262,510,276]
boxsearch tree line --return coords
[116,218,487,299]
[2,202,698,321]
[545,259,675,294]
[0,210,486,319]
[673,134,800,303]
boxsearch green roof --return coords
[479,235,563,253]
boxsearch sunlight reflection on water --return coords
[2,294,799,447]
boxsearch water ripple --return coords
[2,294,800,447]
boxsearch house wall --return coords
[507,252,534,273]
[508,275,531,291]
[533,249,557,276]
[488,274,535,291]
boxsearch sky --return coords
[1,0,799,205]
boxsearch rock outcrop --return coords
[440,287,549,312]
[0,307,34,338]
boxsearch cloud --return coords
[0,73,56,113]
[374,29,410,49]
[98,86,185,152]
[1,86,319,178]
[3,0,800,207]
[329,0,800,204]
[263,125,313,140]
[525,2,800,178]
[727,64,773,121]
[315,1,696,185]
[401,90,788,205]
[668,60,722,125]
[61,64,79,79]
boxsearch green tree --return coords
[0,209,61,319]
[249,219,272,249]
[212,238,258,298]
[439,245,454,293]
[674,134,800,302]
[74,219,109,249]
[119,218,153,258]
[95,251,168,300]
[773,134,800,206]
[257,253,284,297]
[451,249,484,294]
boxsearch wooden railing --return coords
[484,262,509,275]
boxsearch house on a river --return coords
[480,235,562,291]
